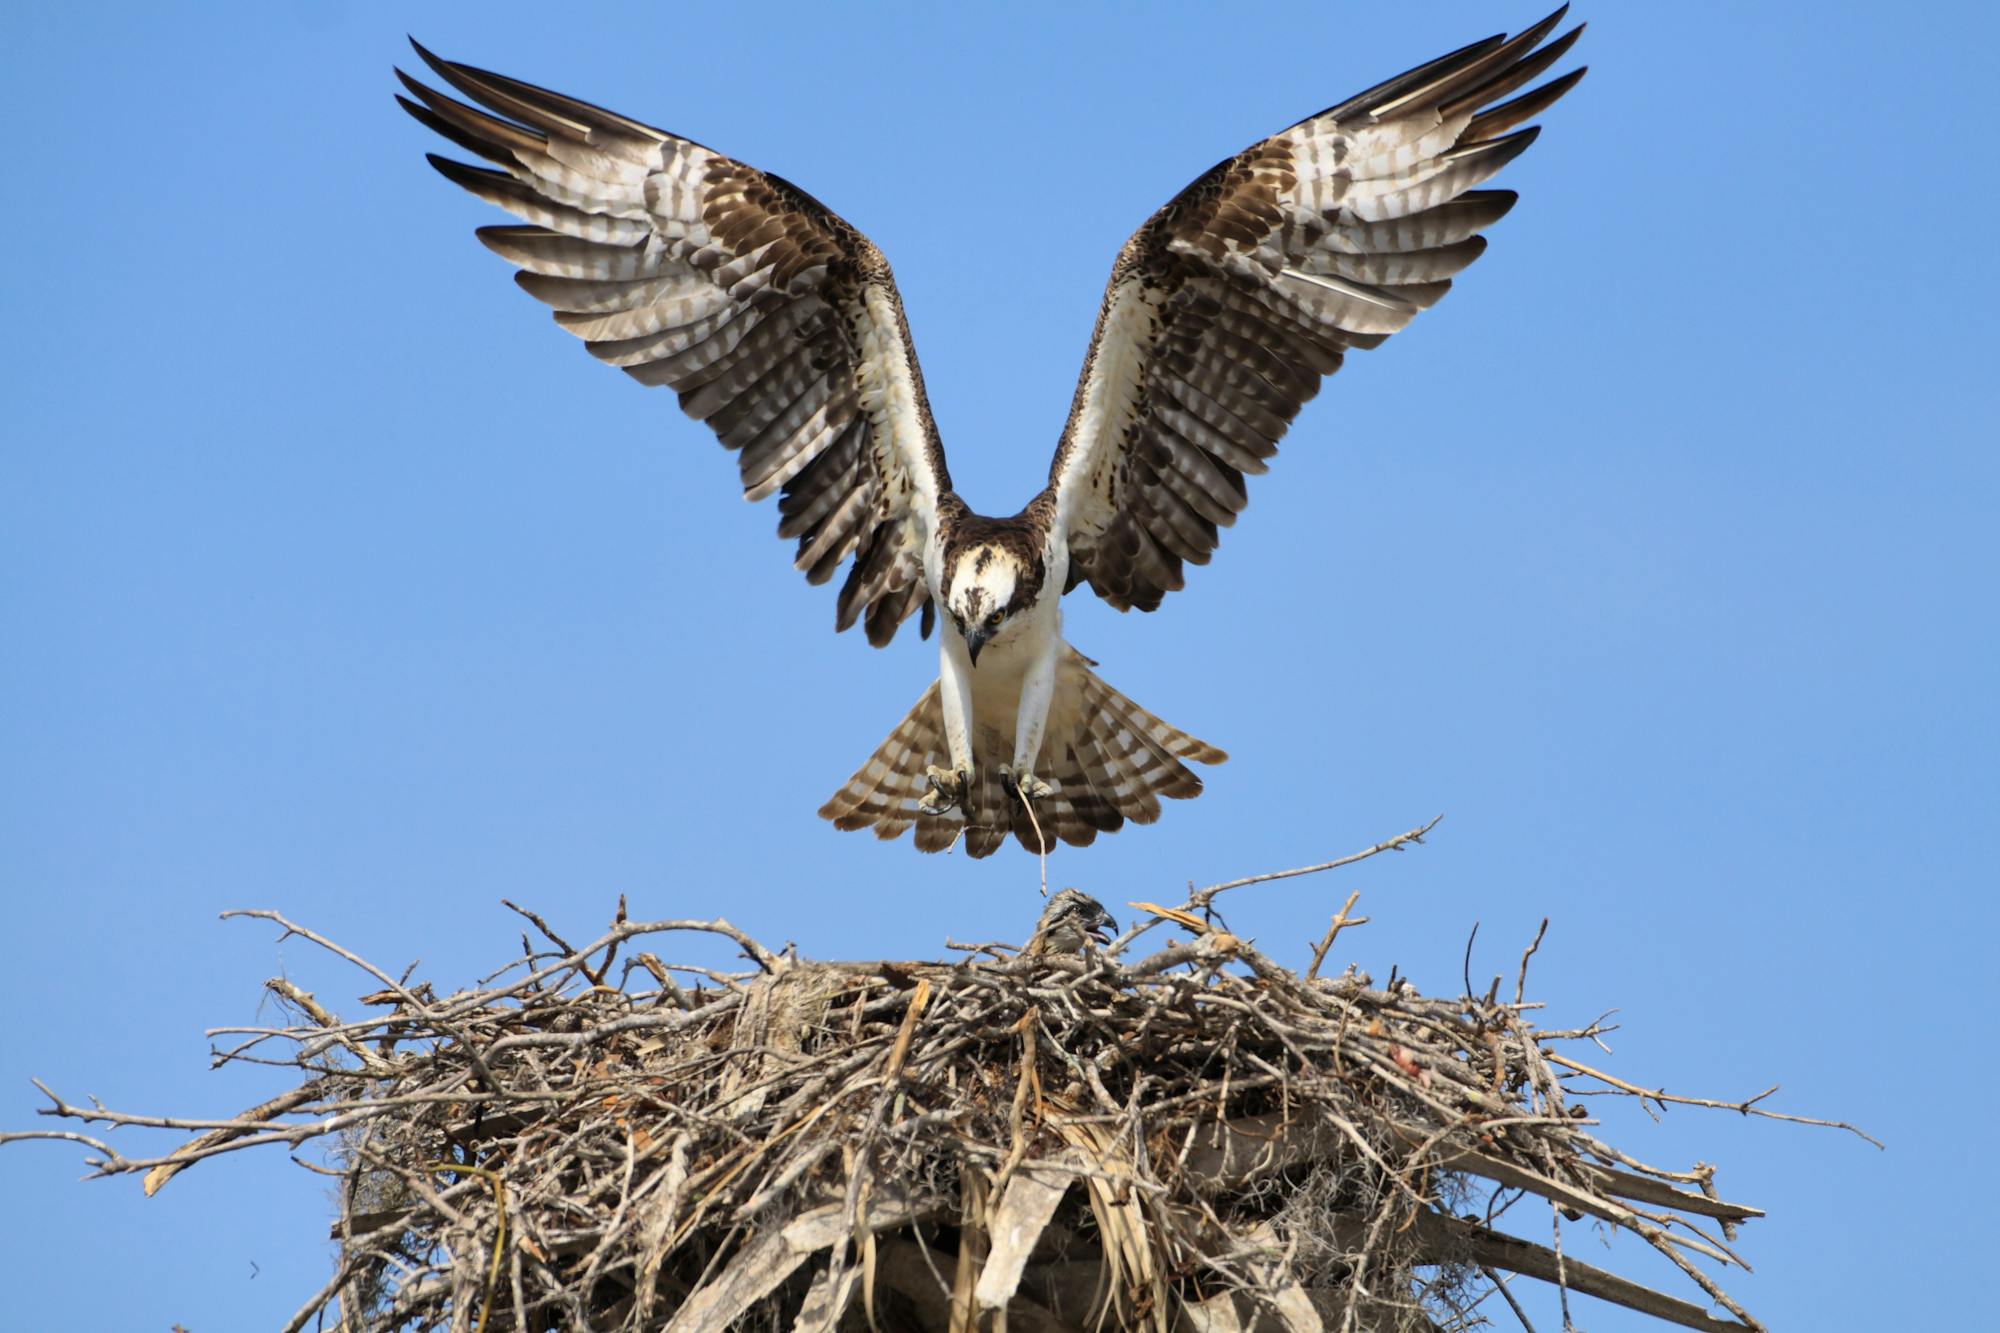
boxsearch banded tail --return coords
[819,648,1225,857]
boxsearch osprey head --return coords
[944,542,1037,665]
[1032,889,1119,954]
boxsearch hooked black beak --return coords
[1088,911,1118,945]
[964,625,992,666]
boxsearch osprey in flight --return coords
[397,11,1583,858]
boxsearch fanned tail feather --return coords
[815,684,939,845]
[818,648,1224,857]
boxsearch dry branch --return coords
[2,825,1872,1331]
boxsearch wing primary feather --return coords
[427,153,648,243]
[1439,25,1586,123]
[866,579,926,648]
[410,41,676,145]
[1345,128,1541,223]
[408,41,601,142]
[396,96,515,167]
[1306,31,1510,127]
[396,71,548,158]
[478,226,661,281]
[776,430,865,533]
[1462,66,1587,144]
[1308,236,1487,286]
[1446,125,1541,169]
[515,270,687,315]
[1363,7,1571,123]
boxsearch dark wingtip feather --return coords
[1442,25,1587,123]
[1463,189,1520,226]
[407,37,451,72]
[406,36,458,88]
[476,223,551,247]
[1449,126,1541,181]
[1306,30,1510,128]
[1494,6,1570,67]
[405,44,672,145]
[423,151,501,189]
[398,94,514,167]
[393,67,432,102]
[1359,6,1580,128]
[1465,66,1587,144]
[400,42,592,141]
[398,67,550,162]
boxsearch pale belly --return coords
[961,611,1086,770]
[967,649,1032,758]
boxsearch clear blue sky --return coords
[3,3,1992,1327]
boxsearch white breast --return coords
[965,598,1063,752]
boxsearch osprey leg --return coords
[928,633,976,813]
[1006,636,1061,802]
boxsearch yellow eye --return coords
[986,610,1004,628]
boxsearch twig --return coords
[1547,1056,1885,1147]
[500,899,578,959]
[1516,919,1549,1007]
[1183,815,1442,911]
[1020,793,1050,899]
[1306,891,1368,980]
[425,1163,508,1333]
[1481,1264,1539,1333]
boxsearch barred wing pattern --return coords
[1052,9,1584,611]
[398,46,950,646]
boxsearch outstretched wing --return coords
[398,45,950,646]
[1051,9,1584,611]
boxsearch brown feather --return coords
[820,650,1219,856]
[400,51,949,650]
[1051,12,1581,614]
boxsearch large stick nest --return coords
[5,826,1872,1332]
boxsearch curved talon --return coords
[1000,763,1053,803]
[920,763,969,816]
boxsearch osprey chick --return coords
[397,10,1584,856]
[1028,890,1120,956]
